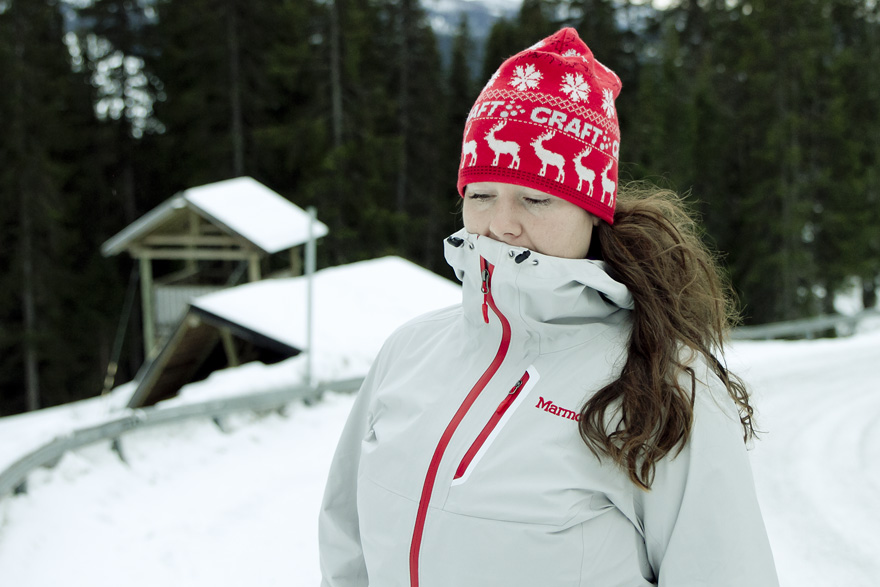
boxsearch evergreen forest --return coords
[1,0,879,416]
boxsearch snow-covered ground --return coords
[2,312,879,585]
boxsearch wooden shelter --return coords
[124,257,463,408]
[101,177,328,358]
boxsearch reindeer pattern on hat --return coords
[461,63,617,201]
[457,27,622,223]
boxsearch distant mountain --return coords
[424,0,520,38]
[423,0,521,72]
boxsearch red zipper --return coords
[409,257,511,587]
[453,371,530,481]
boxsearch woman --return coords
[319,28,778,586]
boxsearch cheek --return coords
[569,223,594,258]
[540,218,593,258]
[461,201,483,233]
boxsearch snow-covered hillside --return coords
[1,311,879,585]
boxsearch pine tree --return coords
[148,0,281,190]
[0,0,109,413]
[285,0,403,266]
[626,0,853,324]
[481,17,525,82]
[403,7,453,270]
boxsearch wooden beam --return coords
[142,234,242,247]
[290,246,302,277]
[139,258,156,359]
[130,246,256,261]
[155,266,200,286]
[186,213,199,274]
[220,328,240,367]
[248,252,262,282]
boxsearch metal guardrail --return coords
[729,309,880,340]
[0,376,364,499]
[4,309,878,499]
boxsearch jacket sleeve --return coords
[635,364,779,586]
[318,359,382,587]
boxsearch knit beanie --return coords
[457,28,622,224]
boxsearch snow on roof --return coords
[101,176,329,256]
[184,177,328,253]
[191,256,462,382]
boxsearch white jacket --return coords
[319,229,778,587]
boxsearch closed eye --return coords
[524,197,551,206]
[467,192,493,200]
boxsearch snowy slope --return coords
[0,256,462,475]
[2,329,879,584]
[730,328,880,586]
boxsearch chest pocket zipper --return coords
[451,368,538,486]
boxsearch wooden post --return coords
[248,251,261,282]
[139,256,156,358]
[305,207,316,388]
[290,246,302,277]
[186,212,199,275]
[220,328,240,367]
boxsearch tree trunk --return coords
[863,276,878,310]
[12,4,41,411]
[20,194,41,412]
[227,0,245,176]
[395,0,412,225]
[330,0,344,150]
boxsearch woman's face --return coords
[463,182,598,259]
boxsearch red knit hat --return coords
[457,28,622,224]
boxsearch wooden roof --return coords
[101,177,329,257]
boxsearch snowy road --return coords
[1,330,879,585]
[731,330,880,586]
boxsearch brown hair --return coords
[579,182,756,490]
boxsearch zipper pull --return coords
[496,378,524,414]
[480,258,490,324]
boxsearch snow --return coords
[101,176,329,257]
[728,329,880,586]
[2,311,880,584]
[0,397,351,586]
[183,176,329,254]
[0,385,133,475]
[0,256,462,474]
[192,256,462,384]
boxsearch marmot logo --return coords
[535,396,580,422]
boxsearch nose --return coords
[488,197,522,242]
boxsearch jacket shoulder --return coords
[385,303,462,341]
[373,304,463,362]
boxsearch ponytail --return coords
[579,183,755,490]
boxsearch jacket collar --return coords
[444,228,633,354]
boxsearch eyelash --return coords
[467,193,550,206]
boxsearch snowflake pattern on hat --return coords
[509,64,542,91]
[560,73,590,102]
[601,89,616,118]
[459,28,623,225]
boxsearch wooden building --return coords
[124,257,462,408]
[101,177,328,358]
